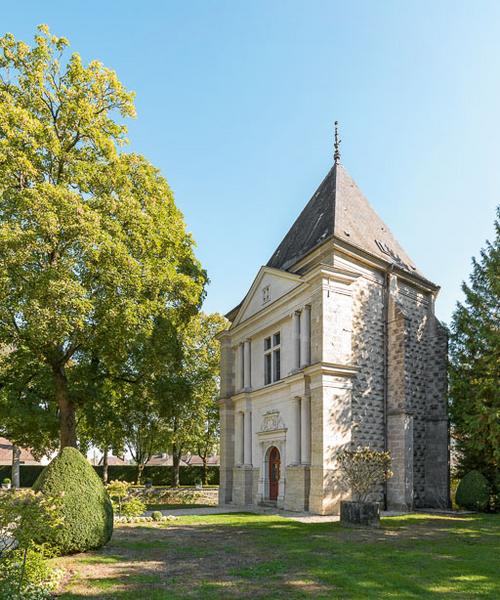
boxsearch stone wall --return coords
[350,275,386,453]
[333,253,449,510]
[284,465,310,511]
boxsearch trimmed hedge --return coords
[455,470,491,511]
[0,464,219,487]
[33,447,113,554]
[94,464,219,486]
[0,465,45,487]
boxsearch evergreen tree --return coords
[449,207,500,483]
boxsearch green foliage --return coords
[337,447,393,502]
[33,447,113,554]
[0,25,206,448]
[0,490,63,598]
[151,511,163,522]
[455,470,492,512]
[106,480,131,516]
[121,497,146,518]
[155,312,226,485]
[0,464,221,487]
[2,477,10,484]
[0,489,63,557]
[0,544,63,600]
[449,208,500,483]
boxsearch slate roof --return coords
[267,163,427,280]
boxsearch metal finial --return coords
[334,120,341,164]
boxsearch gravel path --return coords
[145,505,410,522]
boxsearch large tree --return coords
[449,207,500,482]
[0,26,206,448]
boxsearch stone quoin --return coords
[217,130,449,514]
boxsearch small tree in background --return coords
[449,207,500,486]
[107,480,131,516]
[337,447,393,503]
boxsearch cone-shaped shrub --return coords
[455,470,491,512]
[33,447,113,554]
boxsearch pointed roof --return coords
[267,162,426,280]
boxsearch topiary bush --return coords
[33,447,113,554]
[455,470,491,511]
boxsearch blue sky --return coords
[4,1,500,323]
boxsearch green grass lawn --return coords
[56,512,500,599]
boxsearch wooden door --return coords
[268,447,280,501]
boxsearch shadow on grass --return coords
[57,513,500,600]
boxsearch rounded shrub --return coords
[455,470,491,511]
[33,447,113,554]
[151,510,163,522]
[122,497,146,518]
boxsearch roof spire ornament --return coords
[334,120,341,165]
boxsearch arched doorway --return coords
[268,446,280,501]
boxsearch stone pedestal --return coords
[340,501,380,527]
[284,465,310,512]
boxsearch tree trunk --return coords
[202,456,208,485]
[12,445,21,489]
[136,462,144,485]
[102,447,109,484]
[52,365,77,448]
[172,443,181,487]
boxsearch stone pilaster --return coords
[300,305,311,367]
[243,409,252,466]
[284,465,310,511]
[300,395,311,465]
[308,367,354,515]
[288,396,301,465]
[292,310,301,371]
[424,318,450,508]
[387,410,414,510]
[386,299,414,511]
[218,398,234,505]
[232,466,254,505]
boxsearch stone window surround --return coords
[264,331,281,385]
[262,284,271,304]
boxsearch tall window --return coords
[264,332,281,385]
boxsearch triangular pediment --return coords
[231,266,301,326]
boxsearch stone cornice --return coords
[303,361,359,379]
[332,238,440,294]
[227,281,317,339]
[230,370,306,402]
[302,263,361,286]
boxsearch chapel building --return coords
[218,134,449,514]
